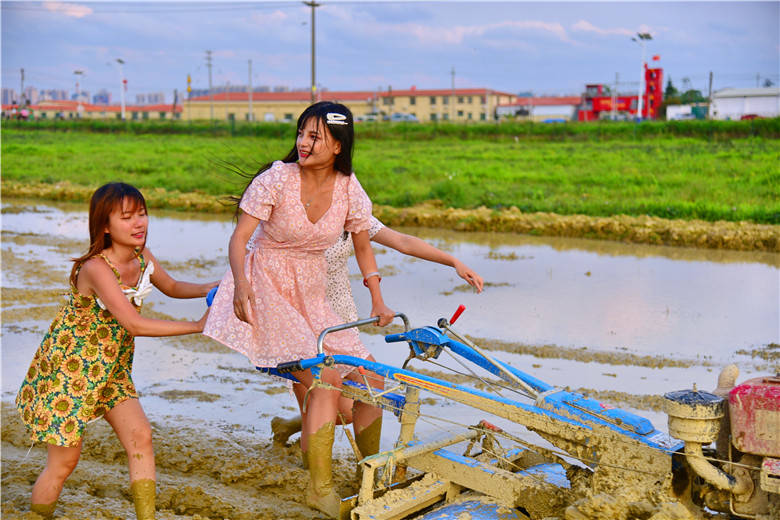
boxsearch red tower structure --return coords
[577,66,663,121]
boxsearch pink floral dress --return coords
[203,161,374,372]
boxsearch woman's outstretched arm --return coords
[372,227,484,293]
[352,230,394,326]
[144,248,219,299]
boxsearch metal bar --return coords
[364,431,481,469]
[440,321,540,398]
[317,313,409,354]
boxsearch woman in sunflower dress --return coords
[16,182,216,520]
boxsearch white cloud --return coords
[571,20,633,37]
[43,1,93,18]
[388,20,575,46]
[249,9,290,27]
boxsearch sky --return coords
[2,0,778,103]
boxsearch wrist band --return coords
[363,271,381,287]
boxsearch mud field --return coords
[4,182,778,251]
[2,201,778,519]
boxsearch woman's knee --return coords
[46,447,81,479]
[133,424,152,451]
[126,424,154,454]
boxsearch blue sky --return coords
[2,0,778,103]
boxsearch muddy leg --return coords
[30,442,82,518]
[293,368,342,518]
[271,415,303,445]
[104,399,156,519]
[350,355,383,458]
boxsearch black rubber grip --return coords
[276,360,303,374]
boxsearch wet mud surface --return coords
[2,404,357,520]
[4,187,779,251]
[2,201,777,519]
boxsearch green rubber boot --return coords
[130,479,156,520]
[355,416,382,482]
[355,416,382,459]
[271,415,302,445]
[305,422,341,518]
[30,501,56,519]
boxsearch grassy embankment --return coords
[2,120,778,251]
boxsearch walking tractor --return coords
[264,306,780,520]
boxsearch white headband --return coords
[326,112,348,125]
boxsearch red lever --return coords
[450,304,466,324]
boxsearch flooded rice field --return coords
[2,200,778,519]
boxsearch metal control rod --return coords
[438,310,539,399]
[317,313,410,354]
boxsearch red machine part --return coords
[729,376,780,457]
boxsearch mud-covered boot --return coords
[305,422,341,518]
[355,416,382,459]
[30,501,57,519]
[130,479,156,520]
[271,415,302,445]
[355,416,382,482]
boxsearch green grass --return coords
[5,117,780,140]
[2,127,778,224]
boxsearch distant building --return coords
[2,87,16,105]
[136,92,166,105]
[93,89,112,105]
[23,86,39,105]
[709,87,780,120]
[666,104,708,120]
[496,96,582,121]
[2,99,181,120]
[40,89,69,101]
[71,91,90,103]
[183,87,516,122]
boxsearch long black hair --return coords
[231,101,355,218]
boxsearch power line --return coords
[2,2,298,14]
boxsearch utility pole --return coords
[186,74,192,122]
[707,71,713,120]
[116,58,126,120]
[74,70,84,117]
[248,59,253,122]
[304,1,320,104]
[20,68,25,105]
[206,50,214,121]
[756,73,760,88]
[450,66,455,121]
[611,72,618,120]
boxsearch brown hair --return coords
[69,183,147,286]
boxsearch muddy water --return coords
[2,200,778,519]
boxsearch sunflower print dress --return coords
[15,254,149,447]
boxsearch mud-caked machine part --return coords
[661,366,780,520]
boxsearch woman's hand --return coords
[195,307,211,332]
[204,280,220,295]
[371,301,395,327]
[454,260,484,293]
[233,280,256,326]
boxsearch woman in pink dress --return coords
[204,101,393,518]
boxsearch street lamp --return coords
[73,70,84,117]
[116,58,126,120]
[631,32,652,120]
